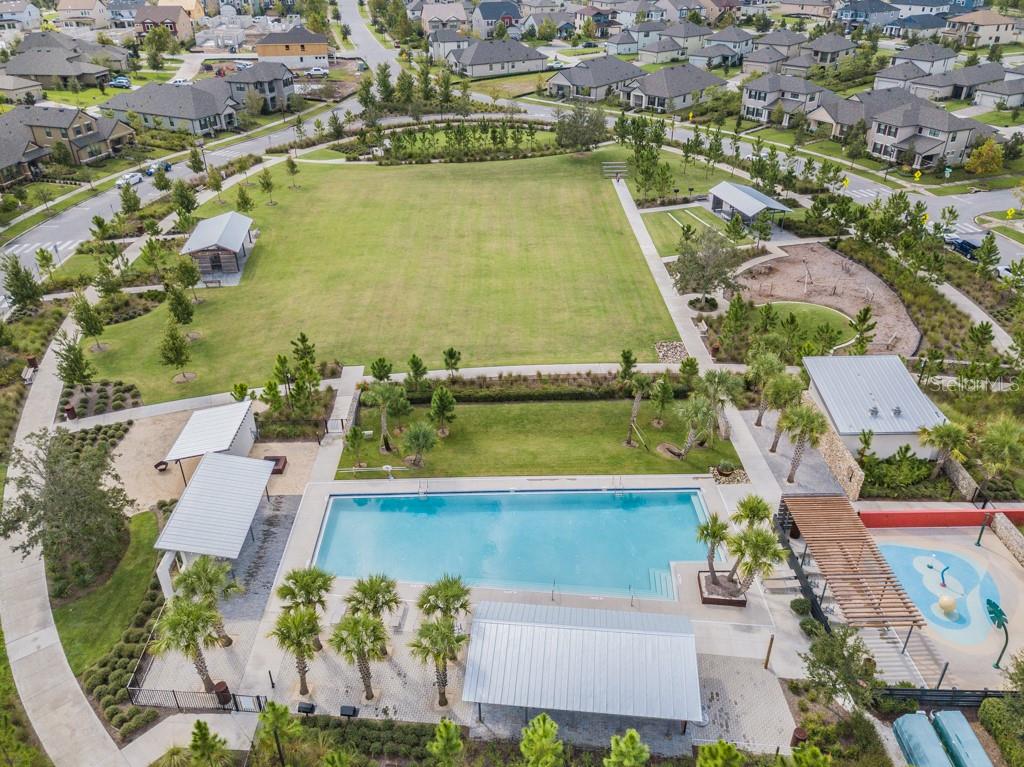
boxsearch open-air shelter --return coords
[154,451,274,597]
[462,601,703,727]
[709,181,790,224]
[180,210,254,276]
[163,399,257,483]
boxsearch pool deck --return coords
[870,526,1024,691]
[229,475,806,755]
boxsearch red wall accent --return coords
[860,509,1024,528]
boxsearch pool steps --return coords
[648,567,677,600]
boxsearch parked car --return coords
[235,61,254,69]
[307,66,329,77]
[170,78,189,85]
[115,172,143,188]
[146,161,172,175]
[944,235,980,260]
[581,41,598,48]
[109,76,131,88]
[742,149,771,162]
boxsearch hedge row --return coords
[980,698,1024,766]
[395,374,695,404]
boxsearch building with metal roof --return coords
[803,355,947,458]
[154,452,273,596]
[181,211,255,276]
[165,399,257,466]
[709,181,789,223]
[462,602,702,723]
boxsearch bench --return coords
[263,455,287,475]
[20,367,34,385]
[392,602,409,633]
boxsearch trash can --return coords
[63,404,77,421]
[213,681,231,706]
[790,727,808,748]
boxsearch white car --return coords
[235,61,254,69]
[115,172,143,188]
[742,149,771,162]
[306,66,329,77]
[170,77,189,85]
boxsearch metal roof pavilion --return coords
[164,400,253,463]
[803,355,947,435]
[462,602,703,722]
[155,452,274,559]
[181,211,253,256]
[709,181,790,218]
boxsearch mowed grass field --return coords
[91,151,679,402]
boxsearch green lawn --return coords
[90,150,679,402]
[995,225,1024,246]
[934,175,1021,196]
[629,149,736,200]
[754,127,796,147]
[763,301,854,345]
[976,110,1024,128]
[561,46,604,56]
[471,71,553,100]
[643,210,703,257]
[942,98,973,112]
[337,401,740,478]
[53,512,158,676]
[45,86,115,109]
[804,139,887,171]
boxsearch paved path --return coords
[935,281,1014,354]
[121,713,258,767]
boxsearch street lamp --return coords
[197,138,208,174]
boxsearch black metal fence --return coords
[879,686,1010,708]
[774,511,833,634]
[127,687,267,713]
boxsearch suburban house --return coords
[889,0,949,15]
[696,0,738,21]
[705,25,753,55]
[606,30,638,54]
[0,1,41,30]
[883,13,947,37]
[0,104,134,164]
[891,41,956,73]
[615,0,666,25]
[520,0,565,14]
[546,55,643,100]
[5,48,109,88]
[776,0,832,18]
[419,2,468,31]
[753,28,807,57]
[106,0,143,27]
[802,32,858,65]
[873,60,930,89]
[18,30,131,70]
[834,0,899,28]
[656,0,706,21]
[0,123,48,187]
[942,9,1020,47]
[428,28,470,60]
[254,26,330,70]
[780,52,816,75]
[741,73,835,123]
[446,39,546,77]
[660,20,712,53]
[226,61,293,112]
[133,4,193,41]
[639,36,683,63]
[0,74,43,102]
[630,18,669,46]
[104,80,239,135]
[743,46,787,74]
[803,355,948,459]
[689,43,740,69]
[471,0,520,37]
[56,0,109,27]
[575,5,621,36]
[181,211,255,276]
[628,62,725,111]
[907,62,1005,101]
[974,75,1024,108]
[159,0,205,20]
[521,11,574,37]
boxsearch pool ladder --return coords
[417,480,427,498]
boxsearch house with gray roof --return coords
[606,29,638,54]
[546,55,643,100]
[103,81,239,135]
[705,24,753,55]
[873,60,927,89]
[0,73,42,102]
[888,0,950,15]
[659,19,711,53]
[883,12,948,37]
[743,45,787,74]
[801,32,858,65]
[616,0,666,25]
[639,35,682,63]
[429,27,471,59]
[656,0,705,22]
[974,75,1024,108]
[627,18,667,46]
[5,47,109,89]
[834,0,899,28]
[0,1,41,30]
[754,28,807,57]
[891,42,957,74]
[780,52,816,75]
[627,62,725,111]
[0,104,134,164]
[17,29,130,70]
[907,62,1004,101]
[225,61,293,112]
[521,12,574,39]
[471,0,521,38]
[446,39,546,77]
[106,0,143,27]
[689,42,740,69]
[742,73,836,124]
[181,211,254,275]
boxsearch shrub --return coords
[873,683,919,718]
[790,597,811,616]
[799,617,824,638]
[110,712,128,728]
[114,687,130,704]
[980,698,1024,766]
[92,684,112,700]
[99,694,116,710]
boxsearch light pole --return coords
[976,512,992,546]
[197,138,208,174]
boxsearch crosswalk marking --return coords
[3,239,82,257]
[847,187,885,201]
[954,222,981,234]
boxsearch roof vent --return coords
[869,406,879,417]
[893,405,902,417]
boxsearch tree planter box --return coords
[697,570,747,607]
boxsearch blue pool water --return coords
[314,489,710,600]
[880,544,1001,646]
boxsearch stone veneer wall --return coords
[992,513,1024,569]
[801,391,865,500]
[942,456,979,501]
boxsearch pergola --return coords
[781,495,923,643]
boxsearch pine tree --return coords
[428,384,457,436]
[235,185,255,213]
[159,321,192,381]
[54,330,94,386]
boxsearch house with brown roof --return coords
[56,0,109,28]
[942,9,1020,47]
[134,4,193,41]
[777,0,832,18]
[255,25,330,70]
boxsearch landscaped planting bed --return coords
[97,290,166,326]
[941,253,1022,335]
[60,379,142,420]
[56,421,132,453]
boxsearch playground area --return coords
[735,243,920,357]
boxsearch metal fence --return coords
[127,687,267,713]
[880,686,1010,708]
[773,512,833,634]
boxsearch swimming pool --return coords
[314,489,710,600]
[880,544,1000,646]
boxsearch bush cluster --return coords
[800,710,892,767]
[790,597,810,616]
[861,449,957,501]
[980,697,1024,766]
[298,716,435,761]
[82,576,164,740]
[97,290,165,326]
[55,421,132,453]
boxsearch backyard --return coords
[336,400,740,478]
[470,70,553,100]
[90,150,679,402]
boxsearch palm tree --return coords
[173,555,243,647]
[747,351,785,426]
[918,422,968,480]
[345,573,400,619]
[153,745,190,767]
[188,720,232,767]
[624,372,652,447]
[734,527,786,597]
[676,396,717,458]
[731,494,771,529]
[696,513,729,586]
[404,420,438,466]
[417,574,471,620]
[978,415,1024,488]
[408,616,468,707]
[696,370,744,440]
[277,566,334,650]
[270,606,320,696]
[763,373,805,451]
[364,381,398,452]
[150,597,220,693]
[779,404,829,484]
[329,612,388,701]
